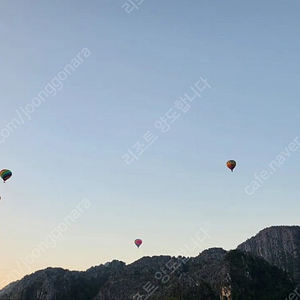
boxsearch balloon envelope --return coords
[134,239,142,248]
[0,169,12,182]
[226,160,236,172]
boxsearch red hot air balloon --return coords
[134,239,142,248]
[226,160,236,172]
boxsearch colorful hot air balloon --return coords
[134,239,142,248]
[0,169,12,182]
[226,160,236,172]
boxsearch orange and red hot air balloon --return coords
[134,239,142,248]
[226,160,236,172]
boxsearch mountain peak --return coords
[237,225,300,282]
[0,226,299,299]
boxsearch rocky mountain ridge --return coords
[0,225,299,300]
[237,225,300,282]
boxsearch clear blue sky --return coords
[0,0,299,287]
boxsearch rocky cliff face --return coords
[0,265,112,300]
[237,225,300,282]
[0,247,295,300]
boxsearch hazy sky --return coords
[0,0,299,288]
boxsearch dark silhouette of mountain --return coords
[0,226,299,300]
[237,225,300,282]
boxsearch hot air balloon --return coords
[0,169,12,182]
[226,160,236,172]
[134,239,142,248]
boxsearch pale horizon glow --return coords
[0,0,299,288]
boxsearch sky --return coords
[0,0,300,288]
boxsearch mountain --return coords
[0,249,295,300]
[0,226,299,300]
[237,225,300,282]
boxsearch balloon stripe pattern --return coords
[226,160,236,172]
[0,169,12,182]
